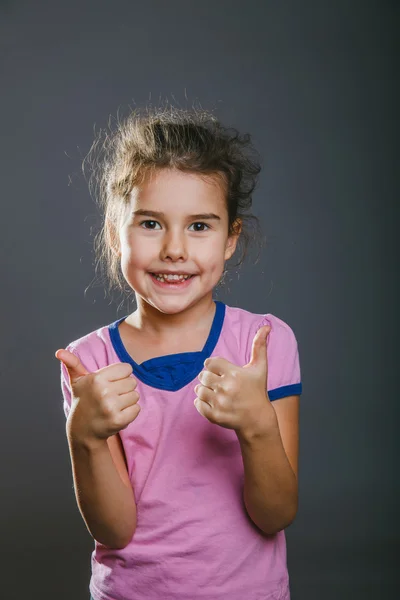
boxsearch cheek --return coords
[120,241,149,283]
[198,239,226,266]
[121,233,149,265]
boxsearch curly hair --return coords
[83,105,264,301]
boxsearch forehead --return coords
[130,169,227,213]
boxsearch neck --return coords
[126,293,216,340]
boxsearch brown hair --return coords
[83,105,264,302]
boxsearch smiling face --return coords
[115,168,240,315]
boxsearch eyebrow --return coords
[132,209,221,221]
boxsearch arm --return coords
[237,394,299,536]
[67,430,137,549]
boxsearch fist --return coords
[55,349,141,444]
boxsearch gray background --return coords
[0,1,398,599]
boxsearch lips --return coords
[150,272,194,277]
[149,272,196,288]
[151,273,193,280]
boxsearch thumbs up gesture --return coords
[193,326,275,438]
[55,349,141,445]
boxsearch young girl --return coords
[55,107,302,600]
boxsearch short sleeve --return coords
[60,344,78,420]
[59,337,105,419]
[259,314,303,401]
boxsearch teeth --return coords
[153,273,192,282]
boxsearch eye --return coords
[140,220,161,230]
[139,220,210,232]
[189,222,210,232]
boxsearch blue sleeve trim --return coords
[268,382,302,401]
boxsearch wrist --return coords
[66,426,109,453]
[236,403,278,444]
[66,410,109,452]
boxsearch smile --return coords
[149,273,196,288]
[151,273,193,282]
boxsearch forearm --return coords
[237,409,298,536]
[67,434,137,549]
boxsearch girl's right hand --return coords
[55,349,141,445]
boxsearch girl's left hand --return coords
[194,325,276,437]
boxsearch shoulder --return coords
[222,303,302,397]
[223,303,299,354]
[63,319,119,372]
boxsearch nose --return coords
[160,228,188,262]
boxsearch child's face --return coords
[116,168,239,314]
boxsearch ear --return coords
[224,219,242,261]
[105,218,121,257]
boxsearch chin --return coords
[150,298,195,313]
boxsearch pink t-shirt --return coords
[60,301,302,600]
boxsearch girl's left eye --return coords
[189,222,210,232]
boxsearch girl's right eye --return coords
[140,220,161,230]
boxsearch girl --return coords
[56,107,302,600]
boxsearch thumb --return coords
[244,325,271,371]
[55,348,89,385]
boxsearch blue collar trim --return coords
[108,301,226,391]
